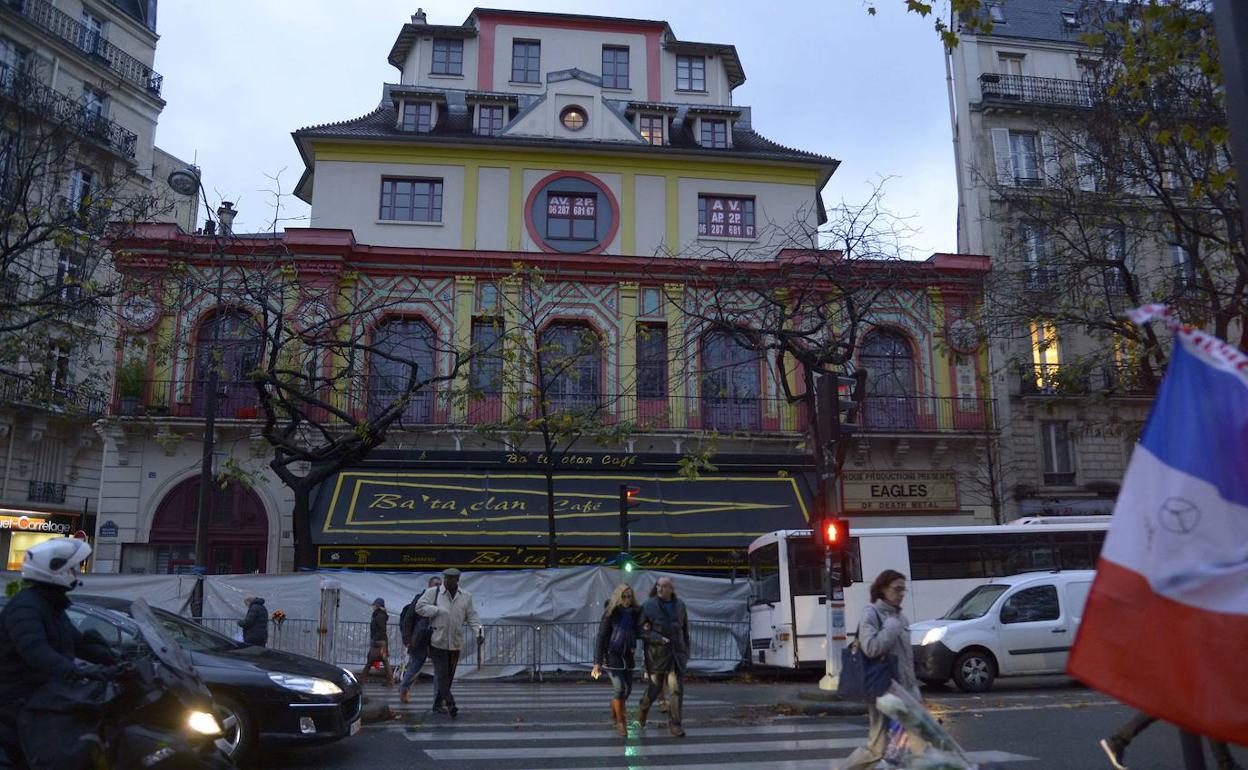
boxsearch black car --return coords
[63,595,362,764]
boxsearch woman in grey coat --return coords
[840,569,924,770]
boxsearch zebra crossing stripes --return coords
[394,717,1038,767]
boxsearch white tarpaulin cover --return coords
[2,566,750,676]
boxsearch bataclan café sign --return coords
[309,451,815,572]
[841,469,960,513]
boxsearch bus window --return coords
[908,534,989,580]
[787,537,864,593]
[750,542,781,604]
[787,539,824,596]
[1055,530,1105,570]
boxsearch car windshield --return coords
[153,609,243,653]
[942,584,1009,620]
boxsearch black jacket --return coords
[369,607,389,643]
[594,605,645,669]
[0,582,116,705]
[238,598,268,646]
[639,595,691,674]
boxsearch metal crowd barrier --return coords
[197,617,749,680]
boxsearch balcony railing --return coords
[0,63,138,159]
[111,379,997,435]
[27,479,66,504]
[979,73,1095,109]
[860,395,996,433]
[5,0,164,95]
[1020,364,1156,397]
[0,369,106,415]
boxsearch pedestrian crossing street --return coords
[361,682,1040,768]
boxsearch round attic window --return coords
[560,106,587,132]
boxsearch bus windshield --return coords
[942,584,1009,620]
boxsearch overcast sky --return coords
[151,1,958,255]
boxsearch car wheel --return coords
[952,649,996,692]
[214,694,254,763]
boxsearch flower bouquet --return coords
[874,682,978,770]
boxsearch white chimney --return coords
[412,8,427,24]
[216,202,237,236]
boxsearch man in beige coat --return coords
[415,568,483,717]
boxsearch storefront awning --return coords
[309,452,814,571]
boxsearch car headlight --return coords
[920,626,948,646]
[268,673,343,696]
[187,710,223,736]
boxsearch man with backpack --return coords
[398,575,442,704]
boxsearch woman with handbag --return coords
[363,597,394,685]
[840,570,924,770]
[591,584,642,737]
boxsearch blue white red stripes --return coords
[1068,305,1248,745]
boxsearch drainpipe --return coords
[944,10,969,252]
[2,425,14,503]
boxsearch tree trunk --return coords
[545,468,557,568]
[292,484,314,571]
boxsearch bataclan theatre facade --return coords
[309,451,815,574]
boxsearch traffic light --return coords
[812,516,849,552]
[817,369,868,463]
[618,485,641,571]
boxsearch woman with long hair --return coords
[840,569,924,770]
[593,584,643,737]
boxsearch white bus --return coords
[747,517,1110,668]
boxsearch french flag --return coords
[1067,306,1248,744]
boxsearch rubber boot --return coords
[611,699,627,737]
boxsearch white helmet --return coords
[21,538,91,589]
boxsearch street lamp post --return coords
[166,167,229,618]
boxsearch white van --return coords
[909,570,1095,692]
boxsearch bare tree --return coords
[674,183,923,515]
[463,265,633,567]
[152,226,473,569]
[1,60,169,403]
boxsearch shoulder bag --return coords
[835,605,900,703]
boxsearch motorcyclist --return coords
[0,538,119,768]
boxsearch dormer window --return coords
[700,119,728,149]
[676,55,705,92]
[401,101,434,133]
[988,3,1006,23]
[1060,10,1079,29]
[478,104,505,136]
[511,40,541,84]
[639,114,665,146]
[432,38,463,76]
[602,46,629,89]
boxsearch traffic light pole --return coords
[818,480,847,692]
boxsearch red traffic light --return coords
[813,517,848,550]
[621,485,641,508]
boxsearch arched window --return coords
[192,309,262,418]
[700,331,761,431]
[860,328,916,429]
[367,317,437,423]
[539,323,601,412]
